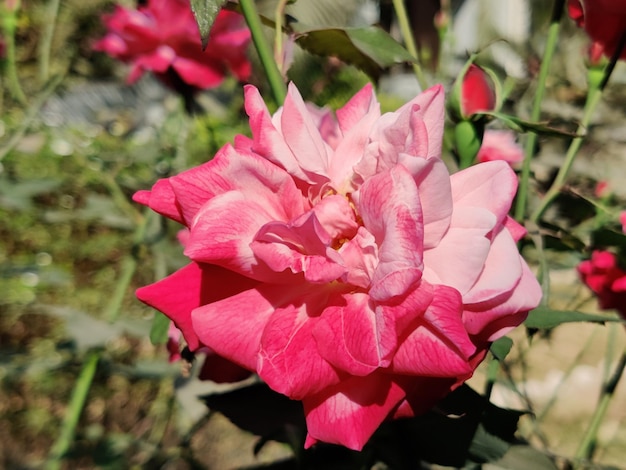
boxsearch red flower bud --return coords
[460,64,497,117]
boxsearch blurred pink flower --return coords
[578,250,626,319]
[568,0,626,62]
[460,64,496,117]
[134,83,541,450]
[94,0,251,90]
[476,130,524,166]
[621,211,626,232]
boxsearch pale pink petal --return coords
[464,226,522,304]
[338,227,379,289]
[423,206,496,295]
[280,82,333,178]
[413,158,452,248]
[184,192,288,281]
[464,261,543,340]
[450,161,517,222]
[356,166,424,301]
[244,85,322,185]
[170,144,307,226]
[302,372,407,450]
[251,211,346,283]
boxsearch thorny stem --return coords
[240,0,287,104]
[529,28,626,224]
[391,0,429,91]
[514,0,565,222]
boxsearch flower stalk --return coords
[391,0,428,91]
[240,0,286,104]
[46,351,100,470]
[514,0,565,222]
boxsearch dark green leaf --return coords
[468,424,511,463]
[490,337,513,362]
[486,444,559,470]
[291,24,415,80]
[592,227,626,248]
[525,307,623,330]
[149,311,170,345]
[190,0,228,49]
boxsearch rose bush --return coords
[94,0,251,90]
[135,83,542,450]
[568,0,626,62]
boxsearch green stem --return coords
[530,76,603,224]
[46,351,100,470]
[0,74,63,162]
[2,5,27,104]
[239,0,286,104]
[514,0,564,222]
[575,349,626,464]
[104,209,152,322]
[38,0,61,84]
[391,0,428,91]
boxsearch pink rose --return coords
[578,250,626,319]
[94,0,251,90]
[460,64,497,117]
[135,83,541,450]
[476,130,524,166]
[568,0,626,62]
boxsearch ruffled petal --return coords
[302,372,407,450]
[355,166,424,301]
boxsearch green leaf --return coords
[525,307,623,330]
[291,24,415,80]
[190,0,228,49]
[490,337,513,362]
[481,111,583,137]
[486,444,559,470]
[149,311,171,345]
[592,227,626,248]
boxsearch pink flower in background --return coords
[460,64,496,117]
[578,250,626,319]
[135,83,541,450]
[476,130,524,166]
[94,0,251,90]
[568,0,626,62]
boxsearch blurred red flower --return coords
[568,0,626,62]
[578,250,626,319]
[94,0,251,90]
